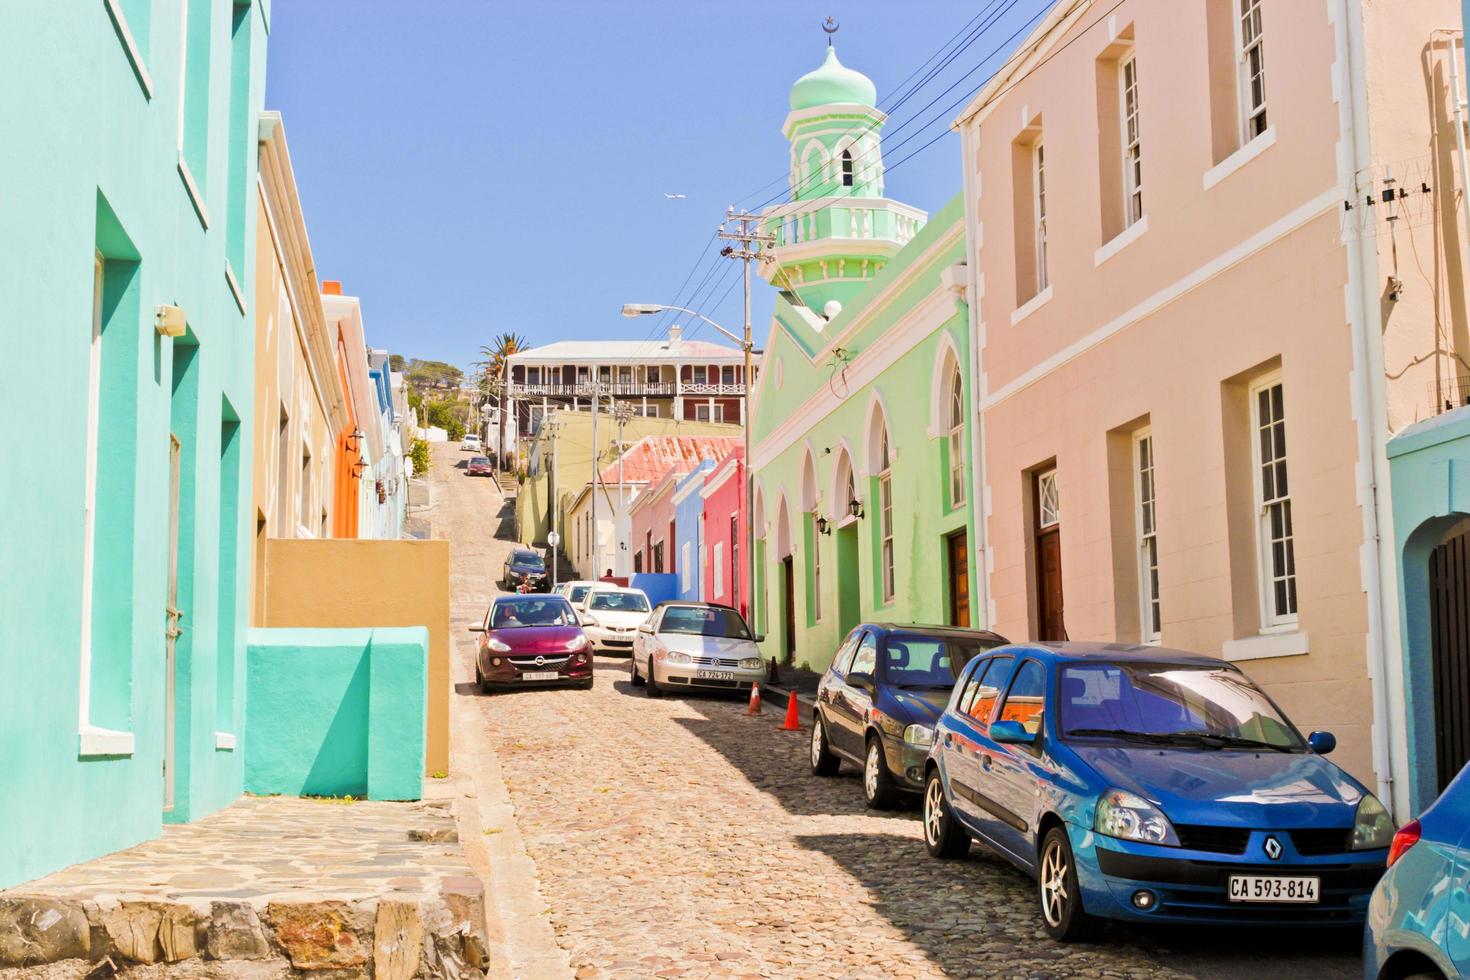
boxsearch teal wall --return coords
[245,628,428,802]
[1386,408,1470,813]
[0,1,268,888]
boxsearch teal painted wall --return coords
[749,195,978,672]
[0,1,268,888]
[1386,408,1470,813]
[245,628,428,802]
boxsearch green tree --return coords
[406,359,463,390]
[389,353,407,372]
[409,439,430,476]
[425,398,467,441]
[475,332,529,471]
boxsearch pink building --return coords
[956,0,1465,814]
[700,449,749,618]
[628,467,684,577]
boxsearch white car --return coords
[553,580,604,609]
[461,434,482,452]
[577,588,651,654]
[631,602,765,697]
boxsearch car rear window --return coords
[884,634,1002,689]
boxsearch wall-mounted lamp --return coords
[815,515,832,536]
[352,459,368,477]
[849,498,864,520]
[154,304,186,338]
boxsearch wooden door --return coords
[164,434,182,812]
[782,556,796,662]
[947,530,971,627]
[1429,529,1470,792]
[1034,469,1065,641]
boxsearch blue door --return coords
[948,655,1017,845]
[980,658,1049,867]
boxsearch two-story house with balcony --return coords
[504,328,757,442]
[958,0,1465,817]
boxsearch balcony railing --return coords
[510,381,678,398]
[681,382,747,396]
[1432,376,1470,415]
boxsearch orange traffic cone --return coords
[782,691,801,731]
[747,682,762,715]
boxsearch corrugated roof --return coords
[597,435,741,486]
[507,339,747,363]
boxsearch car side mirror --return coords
[638,624,655,634]
[1307,730,1336,755]
[991,720,1037,745]
[846,671,874,692]
[751,634,765,644]
[467,625,486,633]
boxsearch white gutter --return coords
[958,120,993,630]
[1334,0,1403,816]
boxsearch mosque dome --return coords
[789,46,877,111]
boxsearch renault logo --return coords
[534,656,546,667]
[1263,835,1283,860]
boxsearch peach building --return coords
[957,0,1467,816]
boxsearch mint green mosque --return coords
[749,45,983,669]
[0,2,268,888]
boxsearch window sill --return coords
[103,0,153,99]
[1010,285,1053,326]
[1094,215,1149,267]
[1203,126,1277,191]
[79,725,135,757]
[215,731,237,751]
[1221,628,1308,662]
[225,262,246,315]
[178,157,210,230]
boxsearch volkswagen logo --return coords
[534,656,546,667]
[1263,835,1283,860]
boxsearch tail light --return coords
[1386,819,1421,867]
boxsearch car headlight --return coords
[902,724,934,747]
[487,639,511,653]
[739,657,763,670]
[1095,788,1179,846]
[566,634,588,651]
[1351,794,1395,850]
[663,650,691,665]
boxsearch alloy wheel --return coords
[810,720,824,768]
[1041,838,1069,928]
[864,743,880,799]
[924,778,944,845]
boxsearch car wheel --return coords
[923,769,971,859]
[475,658,491,695]
[646,662,663,698]
[1038,825,1100,943]
[863,736,898,810]
[630,656,646,687]
[809,714,840,776]
[579,677,594,690]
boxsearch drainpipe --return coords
[958,121,993,630]
[1440,29,1470,282]
[1335,0,1402,816]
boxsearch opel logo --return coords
[534,656,545,667]
[1263,835,1283,861]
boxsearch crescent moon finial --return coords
[822,16,839,45]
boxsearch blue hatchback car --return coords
[923,642,1393,941]
[1363,761,1470,979]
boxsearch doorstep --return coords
[0,796,488,978]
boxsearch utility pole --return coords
[548,416,560,589]
[614,401,633,575]
[718,207,775,623]
[588,378,602,579]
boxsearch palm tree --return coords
[476,332,529,472]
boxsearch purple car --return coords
[470,595,592,692]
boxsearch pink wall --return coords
[701,450,749,618]
[628,470,681,575]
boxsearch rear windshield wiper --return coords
[1165,731,1296,753]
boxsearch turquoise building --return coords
[0,1,269,887]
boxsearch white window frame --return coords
[78,254,105,732]
[947,367,965,508]
[1033,142,1049,292]
[1037,468,1060,529]
[878,425,895,604]
[1236,0,1268,142]
[1120,53,1143,227]
[1134,429,1160,644]
[1249,373,1297,630]
[811,512,823,622]
[714,542,725,599]
[682,542,692,591]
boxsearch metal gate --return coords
[1428,529,1470,792]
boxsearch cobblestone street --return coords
[430,447,1361,980]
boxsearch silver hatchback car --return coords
[631,602,765,697]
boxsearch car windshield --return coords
[660,606,751,639]
[510,552,544,570]
[490,598,574,629]
[470,457,489,465]
[568,585,593,604]
[588,592,650,613]
[1059,662,1305,751]
[883,635,998,688]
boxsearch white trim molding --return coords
[1094,215,1149,267]
[225,262,246,315]
[79,725,135,757]
[215,731,237,751]
[178,156,210,229]
[103,0,154,98]
[1203,126,1277,191]
[1010,285,1053,326]
[1222,630,1309,662]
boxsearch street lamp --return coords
[623,302,756,623]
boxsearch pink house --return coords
[700,449,749,618]
[627,467,684,577]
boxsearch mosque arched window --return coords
[841,149,854,187]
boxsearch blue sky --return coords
[265,1,1051,372]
